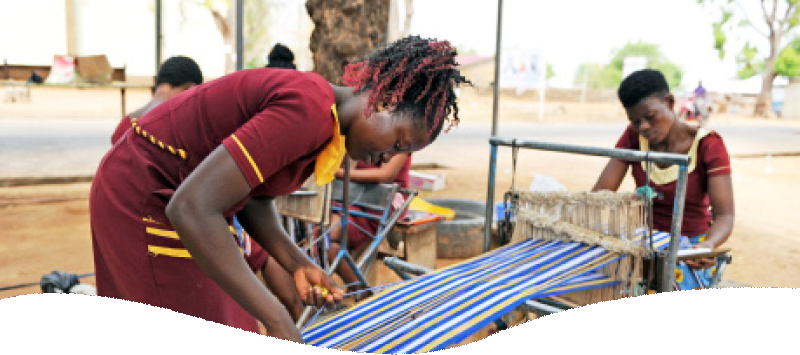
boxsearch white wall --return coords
[1,0,315,78]
[1,0,68,66]
[72,0,154,75]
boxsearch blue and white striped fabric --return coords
[303,231,671,353]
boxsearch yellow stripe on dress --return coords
[707,166,730,174]
[146,226,239,239]
[145,225,243,258]
[230,134,264,183]
[131,121,188,161]
[148,245,192,258]
[146,227,179,240]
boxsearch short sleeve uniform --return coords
[90,68,336,333]
[614,125,731,236]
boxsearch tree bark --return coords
[306,0,390,84]
[755,19,782,118]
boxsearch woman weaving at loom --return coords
[592,69,734,289]
[90,35,470,343]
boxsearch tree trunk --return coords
[306,0,390,84]
[755,15,782,118]
[756,66,777,118]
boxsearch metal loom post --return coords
[484,144,499,252]
[660,163,690,292]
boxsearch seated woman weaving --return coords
[326,153,411,299]
[592,69,735,288]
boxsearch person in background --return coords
[110,56,203,144]
[325,153,411,299]
[266,43,297,69]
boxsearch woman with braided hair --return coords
[90,35,470,342]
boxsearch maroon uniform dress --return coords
[615,125,732,236]
[90,68,336,332]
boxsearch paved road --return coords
[1,118,799,181]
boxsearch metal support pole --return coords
[520,300,565,316]
[659,164,690,292]
[155,0,163,77]
[489,138,689,166]
[235,0,244,71]
[383,256,433,276]
[484,145,498,252]
[355,190,417,269]
[491,0,503,136]
[341,159,350,253]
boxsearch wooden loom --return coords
[507,190,658,304]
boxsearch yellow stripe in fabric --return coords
[304,240,547,335]
[307,242,550,344]
[148,245,192,258]
[146,227,180,240]
[547,276,615,294]
[231,134,263,184]
[178,149,187,160]
[168,145,176,154]
[304,240,548,335]
[418,253,615,353]
[376,245,593,353]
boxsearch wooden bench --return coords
[2,62,127,82]
[2,61,149,116]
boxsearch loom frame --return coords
[484,137,690,293]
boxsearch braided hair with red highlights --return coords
[343,35,471,140]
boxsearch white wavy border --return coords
[1,289,797,354]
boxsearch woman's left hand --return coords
[294,264,344,308]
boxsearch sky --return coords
[407,0,773,92]
[0,0,784,93]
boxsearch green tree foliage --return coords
[575,41,683,90]
[698,0,800,116]
[775,37,800,77]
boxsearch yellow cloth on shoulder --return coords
[314,104,347,185]
[639,128,711,185]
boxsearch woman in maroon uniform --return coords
[593,69,734,281]
[90,36,470,342]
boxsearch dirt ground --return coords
[1,88,799,333]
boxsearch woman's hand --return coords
[684,242,717,270]
[294,264,344,308]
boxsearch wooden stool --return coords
[391,220,440,270]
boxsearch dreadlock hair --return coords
[343,35,472,141]
[266,43,296,69]
[617,69,670,108]
[156,56,204,88]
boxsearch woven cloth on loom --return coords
[302,231,671,353]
